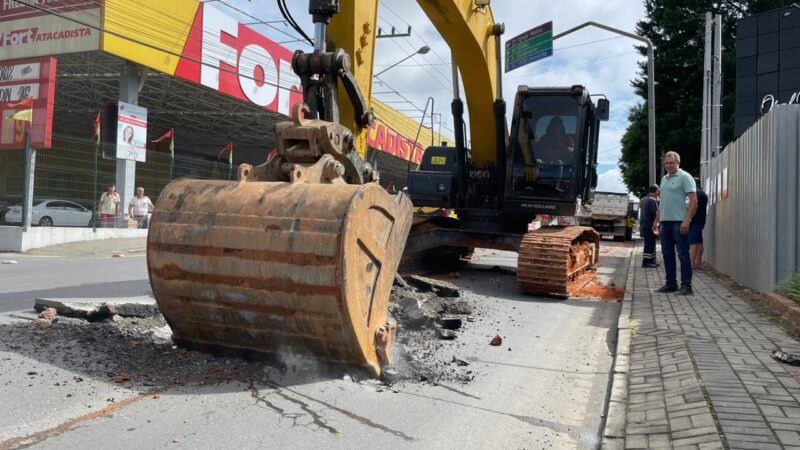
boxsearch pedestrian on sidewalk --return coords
[128,187,154,229]
[98,184,120,228]
[690,177,708,269]
[653,151,697,295]
[640,184,660,268]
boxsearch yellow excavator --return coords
[146,0,608,377]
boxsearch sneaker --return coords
[655,284,678,293]
[678,285,693,296]
[642,262,660,268]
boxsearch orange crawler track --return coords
[517,226,600,298]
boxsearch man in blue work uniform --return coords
[640,185,660,268]
[652,151,697,295]
[690,178,708,269]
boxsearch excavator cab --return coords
[505,85,606,217]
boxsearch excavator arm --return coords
[328,0,502,168]
[327,0,380,159]
[146,1,511,378]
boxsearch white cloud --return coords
[596,167,628,193]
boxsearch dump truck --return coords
[588,192,635,241]
[146,0,609,376]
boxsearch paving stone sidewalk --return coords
[606,242,800,450]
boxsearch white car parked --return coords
[4,199,94,227]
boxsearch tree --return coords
[619,0,795,193]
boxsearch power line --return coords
[36,0,310,79]
[373,76,455,136]
[85,1,294,80]
[557,35,624,51]
[380,2,452,69]
[377,26,451,91]
[274,0,314,46]
[13,0,457,139]
[11,0,290,92]
[515,51,640,78]
[217,0,311,45]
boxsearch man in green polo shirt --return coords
[652,151,697,295]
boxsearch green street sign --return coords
[505,21,553,73]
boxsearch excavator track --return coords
[516,226,600,298]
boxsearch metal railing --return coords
[701,105,800,292]
[0,133,234,228]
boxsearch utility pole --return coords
[21,130,35,231]
[553,22,657,186]
[700,12,722,182]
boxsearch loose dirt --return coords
[568,272,625,301]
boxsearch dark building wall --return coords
[735,6,800,137]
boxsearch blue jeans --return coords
[660,221,692,288]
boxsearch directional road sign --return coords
[505,21,553,73]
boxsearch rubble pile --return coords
[386,275,478,385]
[0,312,271,394]
[0,277,479,391]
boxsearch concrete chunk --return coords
[34,296,159,321]
[398,297,430,328]
[407,275,460,297]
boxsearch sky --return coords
[220,0,648,193]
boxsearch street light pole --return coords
[374,45,430,78]
[407,96,435,179]
[553,22,657,186]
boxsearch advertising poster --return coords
[116,101,147,162]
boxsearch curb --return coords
[600,241,637,449]
[763,292,800,333]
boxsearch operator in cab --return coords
[536,116,575,163]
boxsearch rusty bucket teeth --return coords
[516,226,600,298]
[146,179,412,377]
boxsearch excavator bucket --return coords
[146,179,413,377]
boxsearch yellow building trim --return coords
[370,98,446,149]
[101,0,199,75]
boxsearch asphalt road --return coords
[0,241,628,449]
[0,250,150,313]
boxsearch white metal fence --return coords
[701,105,800,292]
